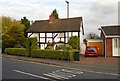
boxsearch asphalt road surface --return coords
[2,58,119,81]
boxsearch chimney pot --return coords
[49,15,54,23]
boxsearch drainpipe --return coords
[98,28,107,58]
[105,38,106,58]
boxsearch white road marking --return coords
[48,73,69,79]
[44,69,83,80]
[61,69,83,75]
[44,73,62,80]
[13,70,50,80]
[54,71,75,78]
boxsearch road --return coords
[2,58,119,81]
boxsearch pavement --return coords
[77,55,119,67]
[1,54,120,76]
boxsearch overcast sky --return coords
[0,0,119,37]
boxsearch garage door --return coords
[88,42,103,55]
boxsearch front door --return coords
[112,38,120,56]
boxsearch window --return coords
[118,38,120,48]
[86,47,96,52]
[73,32,78,36]
[58,33,64,38]
[40,33,45,37]
[47,33,52,37]
[40,38,45,42]
[114,38,119,48]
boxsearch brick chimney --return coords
[49,15,54,23]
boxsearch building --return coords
[100,25,120,57]
[27,16,84,51]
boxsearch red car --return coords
[85,46,98,57]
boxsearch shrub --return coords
[5,48,26,56]
[14,44,24,48]
[55,45,73,50]
[68,36,80,50]
[31,49,69,60]
[45,41,55,50]
[25,37,39,57]
[45,46,54,50]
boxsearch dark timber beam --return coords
[53,33,58,39]
[82,23,84,35]
[45,33,47,43]
[28,33,34,37]
[38,33,40,48]
[64,32,66,44]
[78,31,80,37]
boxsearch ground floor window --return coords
[114,38,120,48]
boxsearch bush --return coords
[68,36,80,50]
[45,46,54,50]
[55,45,73,50]
[5,48,26,56]
[14,44,24,48]
[31,49,69,60]
[25,37,39,56]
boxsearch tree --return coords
[51,9,59,19]
[21,17,30,38]
[83,39,87,47]
[2,16,12,34]
[2,16,25,52]
[87,32,99,39]
[68,36,80,50]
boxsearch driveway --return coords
[75,55,119,67]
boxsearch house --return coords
[100,25,120,57]
[87,39,103,55]
[27,16,84,52]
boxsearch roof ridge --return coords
[101,25,120,28]
[34,16,82,22]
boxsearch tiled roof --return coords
[27,17,83,33]
[101,25,120,36]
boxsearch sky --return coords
[0,0,119,37]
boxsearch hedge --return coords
[68,36,80,50]
[5,48,76,61]
[55,45,73,50]
[31,49,70,60]
[5,48,26,56]
[25,37,39,56]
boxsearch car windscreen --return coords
[86,47,96,52]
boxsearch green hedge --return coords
[5,48,26,56]
[25,37,39,57]
[56,45,73,50]
[68,36,80,50]
[5,48,76,61]
[31,49,69,60]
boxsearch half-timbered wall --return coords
[28,32,80,50]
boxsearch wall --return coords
[106,38,112,57]
[28,32,81,50]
